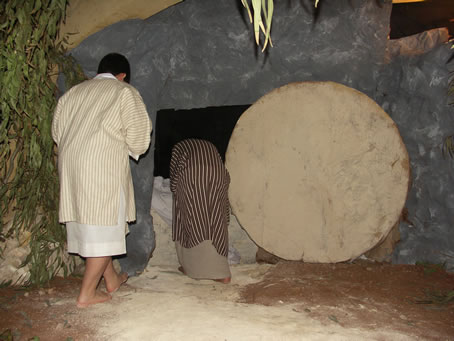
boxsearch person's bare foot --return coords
[106,272,129,294]
[77,290,112,308]
[214,277,231,284]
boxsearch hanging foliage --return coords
[0,0,85,286]
[241,0,320,52]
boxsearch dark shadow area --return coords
[390,0,454,39]
[154,105,250,178]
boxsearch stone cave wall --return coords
[66,0,454,271]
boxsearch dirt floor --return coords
[241,261,454,340]
[0,260,453,340]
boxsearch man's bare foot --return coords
[77,290,111,308]
[106,272,129,294]
[214,277,231,284]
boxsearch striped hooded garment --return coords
[170,139,230,257]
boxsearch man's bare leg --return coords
[77,256,112,308]
[103,258,128,293]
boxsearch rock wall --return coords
[377,40,454,267]
[65,0,454,272]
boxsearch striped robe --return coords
[170,139,230,257]
[52,74,152,226]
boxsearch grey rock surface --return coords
[379,45,454,267]
[68,0,454,273]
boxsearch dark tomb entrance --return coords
[154,105,250,178]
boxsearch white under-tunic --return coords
[66,190,129,258]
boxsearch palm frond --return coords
[442,135,454,159]
[241,0,320,52]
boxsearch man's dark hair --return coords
[97,53,131,83]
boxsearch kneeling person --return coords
[170,139,231,283]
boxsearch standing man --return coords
[52,53,152,307]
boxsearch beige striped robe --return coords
[170,139,230,257]
[52,75,152,225]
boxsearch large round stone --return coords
[226,81,410,262]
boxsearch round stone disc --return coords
[226,81,410,262]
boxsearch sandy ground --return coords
[76,264,415,340]
[3,260,453,341]
[2,213,453,340]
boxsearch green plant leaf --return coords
[1,0,81,287]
